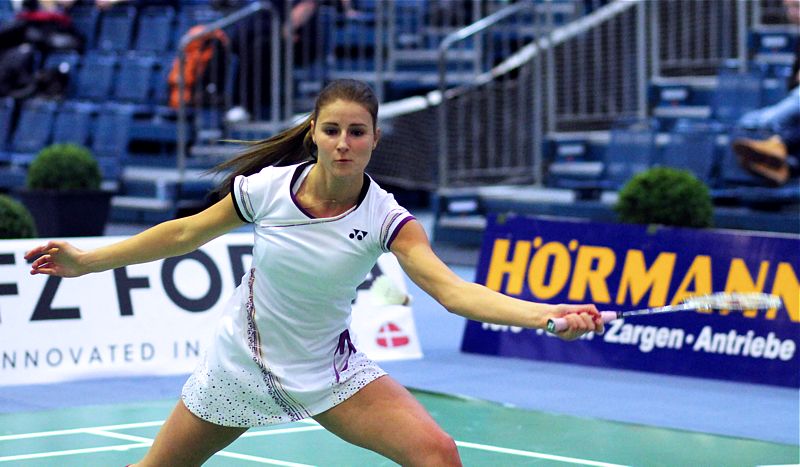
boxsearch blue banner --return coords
[461,215,800,387]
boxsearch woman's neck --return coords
[297,164,362,216]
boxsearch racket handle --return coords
[546,311,619,333]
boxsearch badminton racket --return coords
[546,292,783,333]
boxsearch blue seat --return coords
[729,185,800,209]
[754,31,799,58]
[546,140,604,191]
[43,51,81,96]
[113,54,157,105]
[73,52,118,102]
[151,55,174,108]
[711,68,762,125]
[96,5,137,52]
[603,119,658,189]
[43,50,81,72]
[9,99,58,166]
[134,6,176,53]
[52,102,97,147]
[0,97,15,162]
[92,104,135,180]
[69,4,100,49]
[661,120,721,185]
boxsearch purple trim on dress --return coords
[386,216,416,250]
[244,268,310,421]
[332,329,357,383]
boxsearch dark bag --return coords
[168,25,230,108]
[0,44,36,98]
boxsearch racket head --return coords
[682,292,783,310]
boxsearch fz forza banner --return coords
[0,234,421,386]
[461,215,800,388]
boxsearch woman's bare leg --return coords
[313,375,462,466]
[130,400,248,467]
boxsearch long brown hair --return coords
[212,79,379,195]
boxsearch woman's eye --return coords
[350,129,365,137]
[323,128,338,136]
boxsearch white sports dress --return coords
[182,161,415,427]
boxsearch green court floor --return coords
[1,389,797,466]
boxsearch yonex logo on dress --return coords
[349,229,368,240]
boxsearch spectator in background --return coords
[223,0,362,122]
[0,0,83,98]
[731,0,800,186]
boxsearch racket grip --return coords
[546,311,619,333]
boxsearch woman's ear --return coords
[373,127,381,150]
[309,119,316,144]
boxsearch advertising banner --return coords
[461,215,799,387]
[0,234,421,386]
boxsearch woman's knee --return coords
[406,430,461,466]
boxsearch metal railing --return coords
[650,0,750,77]
[171,0,780,192]
[432,0,645,189]
[437,2,546,188]
[175,1,281,181]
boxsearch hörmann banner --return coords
[0,234,421,386]
[461,215,799,387]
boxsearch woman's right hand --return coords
[24,241,88,278]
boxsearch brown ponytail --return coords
[210,79,379,196]
[210,117,316,196]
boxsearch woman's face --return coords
[310,99,379,177]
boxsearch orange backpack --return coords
[168,25,230,109]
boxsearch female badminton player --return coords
[25,79,603,466]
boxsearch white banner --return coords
[0,233,421,386]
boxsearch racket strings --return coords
[684,292,782,310]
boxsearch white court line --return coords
[214,451,315,467]
[0,443,152,462]
[0,419,320,442]
[0,420,165,441]
[456,441,629,467]
[1,418,628,466]
[84,427,317,467]
[241,425,325,437]
[84,429,153,444]
[86,425,322,466]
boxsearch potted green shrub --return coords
[0,194,37,239]
[16,143,113,237]
[614,166,713,228]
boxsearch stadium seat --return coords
[72,52,118,102]
[91,104,135,179]
[151,55,174,109]
[603,119,658,189]
[113,54,157,106]
[134,6,176,53]
[546,139,604,194]
[0,97,14,163]
[661,119,722,185]
[69,4,100,50]
[711,67,763,125]
[9,99,58,166]
[43,51,81,96]
[52,101,97,147]
[96,5,137,52]
[545,121,658,198]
